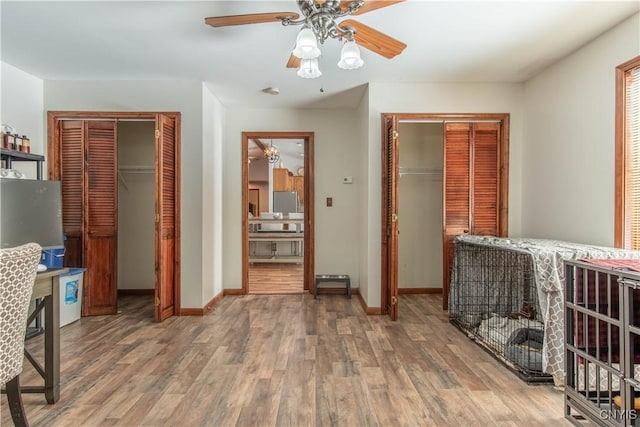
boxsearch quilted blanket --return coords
[450,235,640,386]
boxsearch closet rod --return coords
[399,167,442,179]
[118,165,155,173]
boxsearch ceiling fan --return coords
[204,0,407,74]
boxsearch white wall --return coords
[356,86,369,302]
[398,123,443,289]
[117,121,155,290]
[43,80,205,308]
[223,108,361,290]
[1,62,44,178]
[364,82,525,307]
[202,83,225,304]
[522,13,640,246]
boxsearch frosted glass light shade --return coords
[293,28,321,59]
[337,40,364,70]
[297,58,322,79]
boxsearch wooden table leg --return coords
[43,276,60,404]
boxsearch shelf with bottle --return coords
[1,124,31,153]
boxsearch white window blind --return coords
[626,66,640,249]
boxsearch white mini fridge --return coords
[59,268,85,327]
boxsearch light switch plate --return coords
[342,176,353,184]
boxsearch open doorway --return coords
[241,132,315,294]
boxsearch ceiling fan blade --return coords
[342,0,405,16]
[205,12,299,28]
[340,19,406,59]
[286,53,301,69]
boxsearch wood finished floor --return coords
[1,294,569,426]
[248,263,303,294]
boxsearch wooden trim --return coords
[615,63,626,247]
[48,111,181,119]
[614,56,640,248]
[117,289,154,296]
[204,291,223,314]
[174,115,182,316]
[306,133,315,292]
[499,116,510,237]
[223,289,244,296]
[242,134,249,294]
[179,308,205,316]
[178,290,224,316]
[398,287,442,294]
[242,131,314,294]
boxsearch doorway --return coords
[47,111,181,322]
[242,131,315,294]
[381,113,509,319]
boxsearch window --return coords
[615,56,640,249]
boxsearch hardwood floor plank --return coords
[248,263,303,294]
[2,295,569,426]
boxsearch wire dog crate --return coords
[449,239,552,382]
[565,259,640,427]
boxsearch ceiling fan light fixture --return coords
[337,40,364,70]
[297,58,322,79]
[293,27,321,59]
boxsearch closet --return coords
[117,121,155,297]
[382,114,509,318]
[397,123,443,295]
[48,112,180,322]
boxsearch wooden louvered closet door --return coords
[155,114,177,321]
[60,121,85,268]
[58,120,118,316]
[382,115,399,320]
[442,122,500,310]
[84,121,118,315]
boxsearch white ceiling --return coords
[249,138,304,172]
[2,1,638,109]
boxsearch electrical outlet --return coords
[342,176,353,184]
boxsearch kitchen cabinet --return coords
[272,167,304,204]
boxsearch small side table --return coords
[314,274,351,299]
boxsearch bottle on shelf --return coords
[20,135,30,153]
[14,134,23,152]
[5,133,16,150]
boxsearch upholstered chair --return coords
[1,242,42,427]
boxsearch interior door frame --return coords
[47,110,181,320]
[241,131,315,293]
[380,113,509,316]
